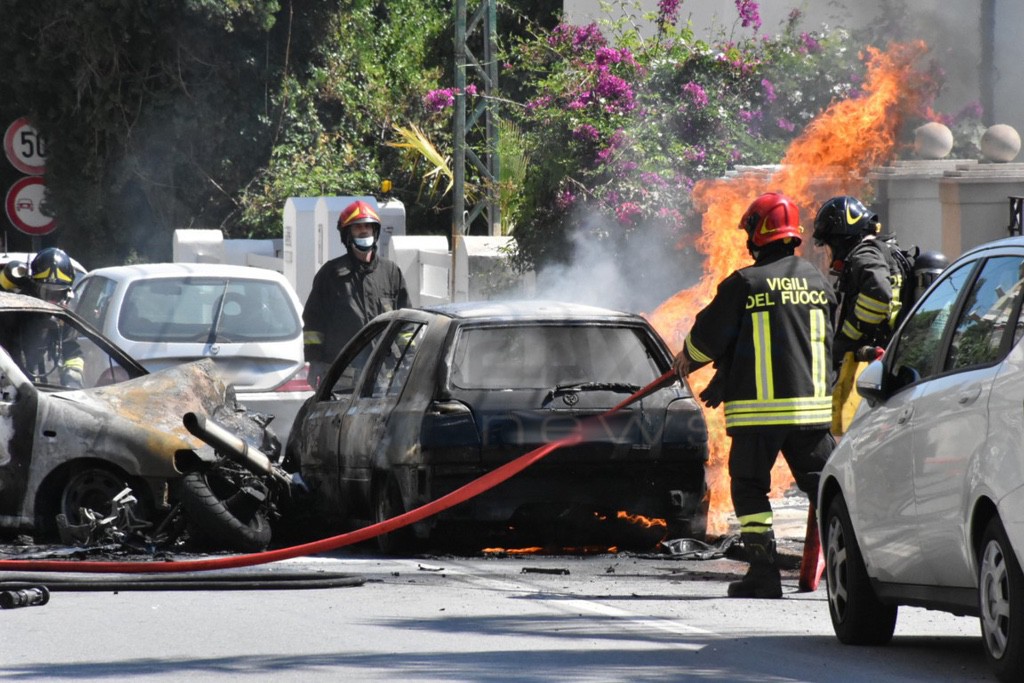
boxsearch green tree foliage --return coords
[238,0,451,238]
[0,0,971,279]
[0,0,293,264]
[497,5,866,276]
[0,0,451,266]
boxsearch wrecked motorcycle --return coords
[56,410,299,555]
[177,411,297,553]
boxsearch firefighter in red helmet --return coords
[672,192,837,599]
[302,200,410,388]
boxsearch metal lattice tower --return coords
[453,0,500,239]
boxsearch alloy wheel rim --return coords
[826,516,849,620]
[980,539,1010,659]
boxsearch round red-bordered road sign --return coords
[4,118,46,176]
[6,176,56,236]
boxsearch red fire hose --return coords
[0,371,679,574]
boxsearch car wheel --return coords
[979,517,1024,681]
[179,469,272,553]
[373,474,415,556]
[60,467,129,526]
[824,494,897,645]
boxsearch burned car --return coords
[286,300,710,552]
[0,291,285,551]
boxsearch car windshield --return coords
[118,277,300,343]
[450,324,661,390]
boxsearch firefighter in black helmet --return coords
[812,195,902,436]
[672,192,837,599]
[18,248,85,388]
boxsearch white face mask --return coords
[353,236,375,250]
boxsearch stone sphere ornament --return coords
[980,124,1021,162]
[913,122,954,159]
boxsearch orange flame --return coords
[614,510,667,530]
[648,42,930,536]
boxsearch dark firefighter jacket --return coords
[834,238,901,357]
[681,248,836,434]
[303,251,410,365]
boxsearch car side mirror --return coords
[855,359,887,406]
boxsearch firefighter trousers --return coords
[729,428,836,520]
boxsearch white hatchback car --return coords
[819,236,1024,682]
[72,263,311,441]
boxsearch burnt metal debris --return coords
[660,535,738,560]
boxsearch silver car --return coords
[72,263,312,441]
[819,236,1024,682]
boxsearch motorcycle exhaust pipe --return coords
[183,412,292,487]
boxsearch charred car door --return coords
[298,320,388,519]
[337,320,426,506]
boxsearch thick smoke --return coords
[530,206,705,316]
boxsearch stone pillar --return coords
[869,160,975,254]
[939,166,1024,257]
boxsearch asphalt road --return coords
[0,495,994,682]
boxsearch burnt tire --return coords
[372,475,416,556]
[979,517,1024,682]
[824,494,897,645]
[179,470,272,553]
[60,467,130,526]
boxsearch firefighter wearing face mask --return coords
[302,200,410,389]
[672,192,837,599]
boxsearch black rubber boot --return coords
[727,531,782,599]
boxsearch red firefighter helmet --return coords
[337,200,381,232]
[337,200,382,250]
[739,192,802,248]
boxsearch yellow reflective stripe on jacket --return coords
[854,292,889,325]
[723,308,832,429]
[62,357,84,371]
[841,319,864,340]
[684,334,713,363]
[724,396,833,429]
[810,308,828,398]
[726,396,834,412]
[303,331,323,345]
[751,310,772,400]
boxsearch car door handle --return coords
[897,405,914,424]
[957,386,982,405]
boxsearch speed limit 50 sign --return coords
[4,117,46,176]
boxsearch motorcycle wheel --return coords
[179,469,272,553]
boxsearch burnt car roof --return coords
[0,290,66,313]
[420,299,643,323]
